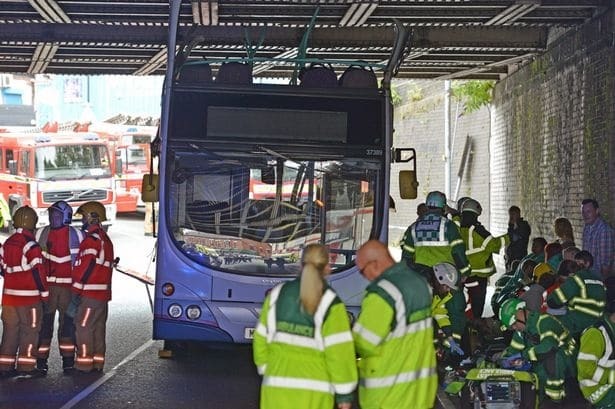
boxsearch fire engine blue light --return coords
[82,133,99,140]
[34,135,52,143]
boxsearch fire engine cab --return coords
[0,131,117,229]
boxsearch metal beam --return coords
[0,23,549,50]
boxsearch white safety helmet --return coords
[433,263,458,290]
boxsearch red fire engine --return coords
[88,123,156,213]
[0,131,117,229]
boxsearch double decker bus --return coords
[89,123,157,213]
[146,3,417,349]
[0,131,117,229]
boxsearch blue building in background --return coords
[35,74,164,126]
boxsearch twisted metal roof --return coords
[0,0,607,79]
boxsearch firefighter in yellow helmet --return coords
[68,201,114,373]
[0,206,48,379]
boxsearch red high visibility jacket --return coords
[0,228,48,306]
[36,225,84,288]
[72,225,114,302]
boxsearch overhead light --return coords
[134,48,168,76]
[485,1,539,26]
[339,2,378,27]
[27,0,71,23]
[27,42,59,74]
[192,0,219,26]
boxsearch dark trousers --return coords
[465,276,488,319]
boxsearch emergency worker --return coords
[499,298,577,403]
[35,200,84,373]
[547,250,606,337]
[400,191,470,282]
[577,301,615,408]
[0,206,48,378]
[458,198,510,319]
[70,201,114,373]
[353,240,437,409]
[430,263,466,357]
[253,244,357,409]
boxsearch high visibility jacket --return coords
[401,212,470,278]
[36,225,84,288]
[505,311,576,402]
[72,225,114,302]
[253,280,357,409]
[460,224,510,278]
[578,317,615,408]
[547,269,606,335]
[0,194,9,228]
[0,228,48,306]
[432,290,466,342]
[353,262,437,409]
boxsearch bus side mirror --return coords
[394,148,418,199]
[399,171,418,199]
[8,160,17,175]
[141,174,159,203]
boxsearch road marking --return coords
[59,339,156,409]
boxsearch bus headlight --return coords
[168,303,183,318]
[162,282,175,296]
[186,305,201,320]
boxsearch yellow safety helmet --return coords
[75,201,107,222]
[532,262,554,280]
[13,205,38,230]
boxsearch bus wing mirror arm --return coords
[382,20,412,91]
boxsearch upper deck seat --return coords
[215,62,253,85]
[178,63,213,83]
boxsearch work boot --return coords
[62,357,75,373]
[14,369,46,380]
[36,358,48,372]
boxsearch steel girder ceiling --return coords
[0,0,609,80]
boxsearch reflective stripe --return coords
[413,241,450,247]
[597,326,615,370]
[272,332,319,350]
[353,322,382,346]
[402,244,415,253]
[46,254,72,263]
[47,277,72,284]
[464,281,479,288]
[3,289,42,296]
[72,283,109,291]
[378,279,406,338]
[255,322,267,337]
[265,284,283,343]
[589,384,612,404]
[361,367,436,389]
[577,351,599,361]
[323,331,353,348]
[257,364,266,375]
[313,289,337,351]
[263,375,333,393]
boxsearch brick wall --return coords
[490,10,615,247]
[390,80,493,243]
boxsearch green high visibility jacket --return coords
[253,279,358,409]
[547,269,606,336]
[459,224,510,278]
[401,212,470,278]
[432,290,466,342]
[504,311,577,402]
[353,262,437,409]
[578,316,615,408]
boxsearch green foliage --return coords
[451,80,495,113]
[390,84,403,107]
